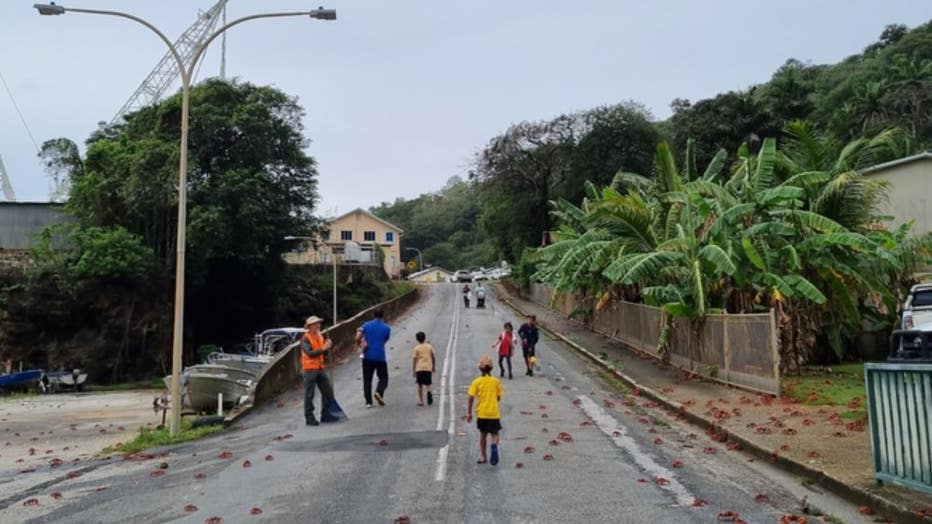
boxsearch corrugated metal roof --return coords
[862,151,932,175]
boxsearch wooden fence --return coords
[528,282,780,395]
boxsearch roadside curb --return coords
[500,296,929,524]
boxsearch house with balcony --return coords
[285,208,404,278]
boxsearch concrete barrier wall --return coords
[248,287,421,408]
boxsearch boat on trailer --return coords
[186,363,256,382]
[0,369,42,393]
[185,372,252,412]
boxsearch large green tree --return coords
[39,79,321,351]
[474,103,660,263]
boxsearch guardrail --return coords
[245,287,421,410]
[865,362,932,494]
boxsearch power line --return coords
[0,69,41,153]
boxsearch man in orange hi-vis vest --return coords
[301,315,338,426]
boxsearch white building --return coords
[863,151,932,236]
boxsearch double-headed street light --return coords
[35,2,336,436]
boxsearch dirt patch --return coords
[0,391,163,474]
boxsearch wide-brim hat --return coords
[304,315,324,326]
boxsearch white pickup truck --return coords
[890,283,932,362]
[902,283,932,329]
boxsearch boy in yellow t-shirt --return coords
[466,355,504,465]
[411,331,436,407]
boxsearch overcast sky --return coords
[1,1,928,214]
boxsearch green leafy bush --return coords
[71,226,154,281]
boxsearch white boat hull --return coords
[185,373,252,412]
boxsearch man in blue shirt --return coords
[356,308,392,407]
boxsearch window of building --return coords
[340,230,352,241]
[364,231,376,242]
[385,231,395,243]
[322,230,331,241]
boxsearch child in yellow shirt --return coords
[466,355,504,465]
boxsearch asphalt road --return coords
[2,284,876,523]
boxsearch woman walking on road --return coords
[462,284,471,308]
[492,322,515,380]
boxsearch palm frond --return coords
[752,137,776,193]
[784,274,827,304]
[699,244,737,275]
[702,148,729,181]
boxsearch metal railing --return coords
[865,362,932,494]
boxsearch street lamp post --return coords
[36,3,336,436]
[404,247,423,272]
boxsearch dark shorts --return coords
[476,418,502,434]
[415,371,432,386]
[522,344,536,359]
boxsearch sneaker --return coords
[427,391,433,405]
[525,370,531,376]
[365,403,373,409]
[509,374,513,380]
[490,444,499,466]
[374,392,385,406]
[306,418,319,426]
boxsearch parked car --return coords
[890,283,932,362]
[454,270,472,283]
[484,268,511,280]
[901,283,932,329]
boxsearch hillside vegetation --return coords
[375,22,932,272]
[373,21,932,368]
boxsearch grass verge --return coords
[391,281,417,297]
[782,363,866,419]
[0,391,38,400]
[104,417,224,455]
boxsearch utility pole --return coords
[0,155,16,201]
[219,2,227,79]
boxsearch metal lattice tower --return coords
[0,155,15,201]
[110,0,229,125]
